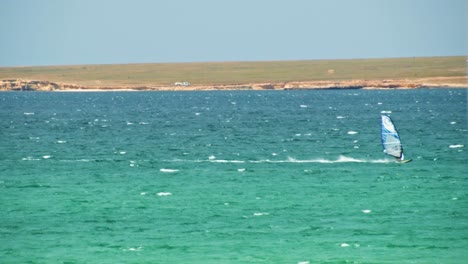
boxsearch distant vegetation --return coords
[0,56,465,86]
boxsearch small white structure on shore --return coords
[174,82,191,86]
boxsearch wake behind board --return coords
[381,115,412,164]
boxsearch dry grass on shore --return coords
[0,56,466,87]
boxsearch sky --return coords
[0,0,467,66]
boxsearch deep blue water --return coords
[1,89,467,263]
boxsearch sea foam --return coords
[209,159,245,163]
[166,156,392,164]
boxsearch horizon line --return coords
[1,55,467,69]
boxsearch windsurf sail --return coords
[381,115,405,160]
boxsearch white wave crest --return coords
[449,144,464,148]
[22,157,40,161]
[160,168,179,173]
[123,246,143,252]
[253,212,269,216]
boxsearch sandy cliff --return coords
[1,77,466,91]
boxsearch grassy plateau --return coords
[0,56,465,88]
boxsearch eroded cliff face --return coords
[1,77,466,91]
[0,79,80,91]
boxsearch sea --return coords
[0,88,467,264]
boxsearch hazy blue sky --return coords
[0,0,466,66]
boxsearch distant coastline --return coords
[0,77,466,92]
[1,56,466,91]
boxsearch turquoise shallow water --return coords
[0,89,467,263]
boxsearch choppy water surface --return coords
[1,89,467,263]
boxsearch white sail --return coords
[381,115,403,159]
